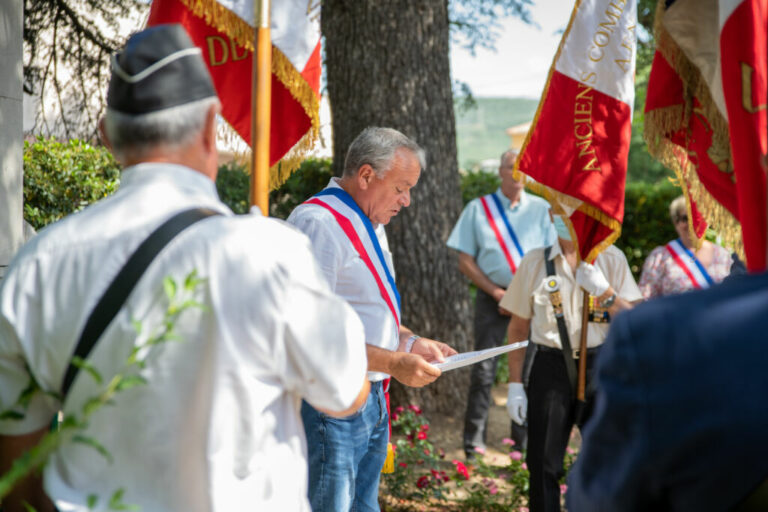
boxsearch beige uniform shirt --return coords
[500,244,642,350]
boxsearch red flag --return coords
[644,50,735,242]
[147,0,321,189]
[645,0,767,270]
[721,0,767,270]
[515,0,637,263]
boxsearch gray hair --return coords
[343,127,426,178]
[103,97,220,161]
[669,195,687,222]
[500,149,518,163]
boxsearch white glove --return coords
[575,261,610,297]
[507,382,527,425]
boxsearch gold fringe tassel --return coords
[270,47,321,189]
[644,1,744,259]
[179,0,255,51]
[522,179,623,264]
[179,0,321,190]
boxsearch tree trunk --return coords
[322,0,473,415]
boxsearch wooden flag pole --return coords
[250,0,271,214]
[577,289,589,402]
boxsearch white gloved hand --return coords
[575,261,610,297]
[507,382,527,425]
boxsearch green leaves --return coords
[108,488,139,511]
[71,356,103,385]
[73,435,113,463]
[0,269,206,504]
[114,375,147,392]
[23,138,121,230]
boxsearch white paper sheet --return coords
[432,340,529,372]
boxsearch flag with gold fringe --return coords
[148,0,321,190]
[514,0,637,263]
[644,0,767,270]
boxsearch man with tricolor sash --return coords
[288,127,456,511]
[446,150,555,459]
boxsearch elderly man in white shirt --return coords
[288,127,456,511]
[0,25,369,512]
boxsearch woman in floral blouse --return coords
[638,196,732,299]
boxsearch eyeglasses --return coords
[675,215,688,224]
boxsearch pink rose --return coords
[509,451,523,461]
[501,437,516,446]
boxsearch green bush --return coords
[215,161,251,215]
[23,137,121,230]
[617,181,680,276]
[461,170,500,206]
[215,158,333,219]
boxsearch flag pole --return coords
[250,0,271,214]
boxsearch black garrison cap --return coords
[107,24,217,115]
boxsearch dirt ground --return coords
[424,383,517,464]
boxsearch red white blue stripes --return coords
[479,194,525,274]
[665,239,715,289]
[305,188,401,327]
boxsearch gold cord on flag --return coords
[643,0,744,258]
[179,0,321,190]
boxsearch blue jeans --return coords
[301,380,389,512]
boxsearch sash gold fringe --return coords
[644,0,743,259]
[179,0,321,190]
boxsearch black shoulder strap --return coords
[544,246,578,394]
[60,207,220,399]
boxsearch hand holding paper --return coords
[432,340,529,372]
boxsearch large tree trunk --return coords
[322,0,473,415]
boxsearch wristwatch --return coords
[600,293,617,308]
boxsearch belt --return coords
[536,344,601,360]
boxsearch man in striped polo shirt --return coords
[447,149,556,460]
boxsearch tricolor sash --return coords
[479,194,525,274]
[665,239,715,289]
[304,187,401,328]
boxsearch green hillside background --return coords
[455,97,538,171]
[455,97,670,184]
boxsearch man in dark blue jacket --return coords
[567,271,768,511]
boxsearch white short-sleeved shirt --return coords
[0,163,367,512]
[500,244,642,349]
[287,178,398,382]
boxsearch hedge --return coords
[23,137,121,230]
[22,138,682,276]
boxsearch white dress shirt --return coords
[0,163,367,512]
[287,178,398,382]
